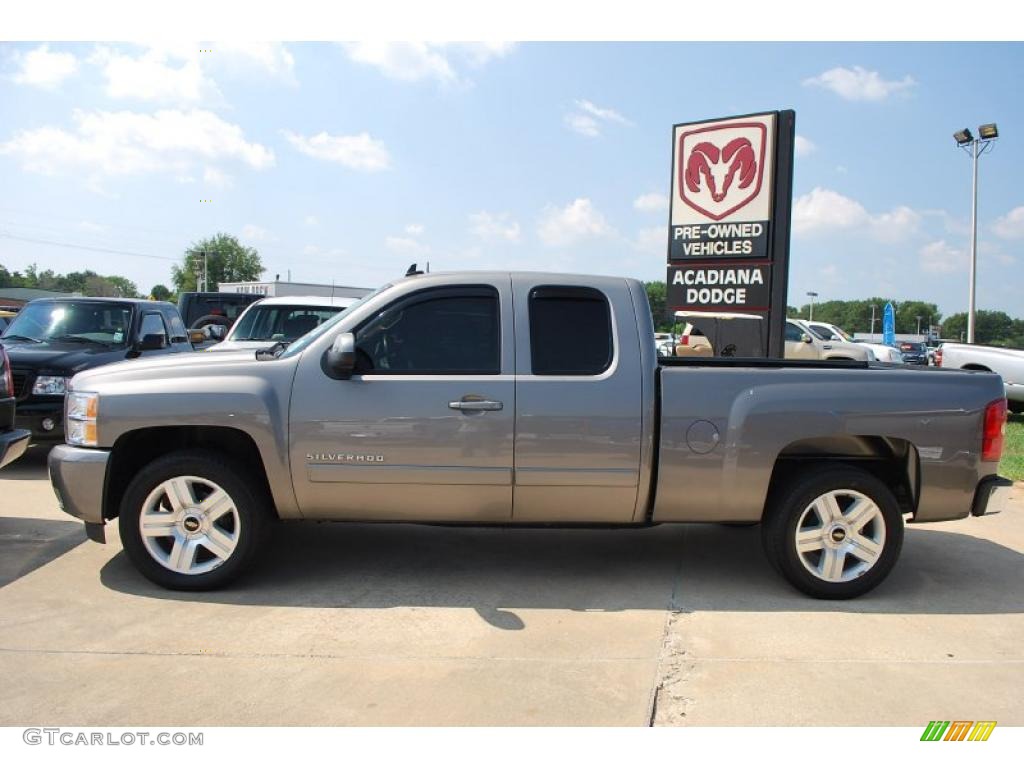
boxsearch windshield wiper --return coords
[50,335,113,346]
[2,333,42,343]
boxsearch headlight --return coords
[66,392,99,446]
[33,376,68,395]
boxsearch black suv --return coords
[1,298,193,442]
[1,342,31,467]
[897,341,929,366]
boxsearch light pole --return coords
[953,123,999,344]
[916,315,922,336]
[806,291,818,321]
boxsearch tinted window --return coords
[355,289,500,374]
[166,312,188,341]
[529,286,612,376]
[140,312,167,340]
[784,322,804,342]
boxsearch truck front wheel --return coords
[118,450,272,590]
[762,465,904,599]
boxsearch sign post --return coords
[666,110,795,357]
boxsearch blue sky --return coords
[1,41,1021,318]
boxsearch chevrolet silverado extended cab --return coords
[49,272,1013,598]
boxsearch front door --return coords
[288,281,515,522]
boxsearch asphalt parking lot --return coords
[1,446,1022,726]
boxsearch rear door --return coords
[288,280,515,522]
[511,278,644,523]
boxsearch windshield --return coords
[2,301,132,346]
[280,284,391,359]
[228,304,348,342]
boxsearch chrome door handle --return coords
[448,398,503,412]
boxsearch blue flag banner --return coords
[883,302,896,346]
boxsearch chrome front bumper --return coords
[48,444,111,534]
[971,475,1014,517]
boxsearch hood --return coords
[69,348,289,391]
[3,341,129,375]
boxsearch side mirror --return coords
[801,333,813,344]
[188,329,207,344]
[137,333,167,351]
[325,332,356,379]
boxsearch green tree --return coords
[942,310,1022,346]
[150,284,172,302]
[644,280,674,331]
[172,233,264,293]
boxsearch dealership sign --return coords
[667,110,795,357]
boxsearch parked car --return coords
[208,296,360,352]
[49,271,1011,600]
[673,311,765,358]
[806,321,904,364]
[0,343,31,468]
[785,319,875,361]
[174,290,260,335]
[937,342,1024,413]
[897,341,929,366]
[1,297,194,442]
[654,332,676,357]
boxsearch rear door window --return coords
[528,286,612,376]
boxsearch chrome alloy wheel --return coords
[139,476,240,575]
[794,489,886,583]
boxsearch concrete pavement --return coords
[1,446,1022,725]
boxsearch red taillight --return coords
[935,348,943,367]
[681,335,690,346]
[982,398,1007,462]
[1,348,12,398]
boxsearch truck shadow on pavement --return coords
[97,518,1024,626]
[0,517,87,588]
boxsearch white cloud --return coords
[283,130,390,172]
[565,99,631,138]
[342,42,513,85]
[203,167,232,187]
[538,198,614,247]
[0,109,274,179]
[77,220,108,234]
[11,44,78,89]
[303,215,319,226]
[469,211,521,242]
[993,206,1024,239]
[633,192,668,213]
[793,187,920,241]
[404,224,425,235]
[385,236,429,256]
[633,226,665,257]
[241,224,270,242]
[89,43,297,106]
[794,135,816,157]
[919,240,967,274]
[91,45,218,105]
[803,66,916,101]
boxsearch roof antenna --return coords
[405,263,424,277]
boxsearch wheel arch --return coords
[764,435,919,520]
[104,426,278,521]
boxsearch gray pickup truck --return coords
[49,271,1013,598]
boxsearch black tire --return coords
[190,314,233,331]
[118,449,272,590]
[1009,401,1024,415]
[761,464,904,599]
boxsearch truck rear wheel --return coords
[118,450,272,590]
[762,465,904,599]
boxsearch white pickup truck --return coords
[938,343,1024,413]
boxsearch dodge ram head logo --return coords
[678,122,767,221]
